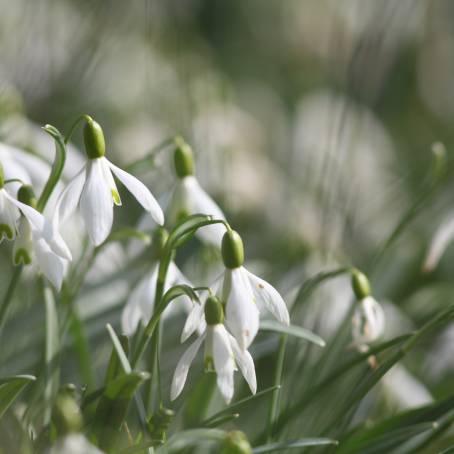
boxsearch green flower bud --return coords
[52,393,83,435]
[17,185,37,208]
[204,295,224,325]
[351,269,371,300]
[221,431,252,454]
[173,137,195,178]
[0,162,4,189]
[222,230,244,269]
[150,227,169,260]
[83,116,106,159]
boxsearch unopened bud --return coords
[351,269,371,300]
[204,295,224,325]
[221,230,244,269]
[221,431,252,454]
[52,393,83,435]
[83,116,106,159]
[173,137,195,178]
[17,185,37,208]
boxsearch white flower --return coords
[167,137,226,245]
[55,157,164,246]
[55,117,164,247]
[171,296,256,404]
[167,175,226,245]
[181,266,290,350]
[351,296,385,348]
[5,188,70,290]
[48,434,104,454]
[121,261,192,336]
[0,187,20,242]
[422,212,454,272]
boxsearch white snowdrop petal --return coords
[33,232,67,290]
[54,167,86,226]
[229,334,257,394]
[107,160,164,225]
[170,334,205,401]
[181,300,206,343]
[246,269,290,325]
[121,293,144,336]
[423,213,454,272]
[0,190,19,241]
[80,159,114,246]
[184,176,227,245]
[212,325,235,404]
[225,268,260,350]
[4,191,46,232]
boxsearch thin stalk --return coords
[0,266,23,332]
[64,114,91,145]
[266,334,288,442]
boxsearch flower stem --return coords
[0,266,23,332]
[266,333,288,442]
[37,125,67,213]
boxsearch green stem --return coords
[0,266,23,332]
[64,114,91,145]
[266,334,288,442]
[124,137,176,173]
[37,125,67,213]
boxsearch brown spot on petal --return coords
[258,284,264,289]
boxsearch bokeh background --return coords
[1,0,454,452]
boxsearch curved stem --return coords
[266,334,288,442]
[37,125,67,213]
[0,266,23,332]
[64,114,91,145]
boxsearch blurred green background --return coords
[1,0,454,452]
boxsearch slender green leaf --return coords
[0,375,35,419]
[106,324,132,374]
[252,438,338,453]
[156,429,226,453]
[260,320,325,347]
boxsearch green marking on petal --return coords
[204,356,214,372]
[0,224,14,240]
[14,249,31,266]
[111,189,122,206]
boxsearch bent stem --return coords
[0,266,23,332]
[266,334,288,442]
[37,125,67,213]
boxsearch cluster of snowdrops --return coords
[0,115,385,453]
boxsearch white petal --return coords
[423,214,454,272]
[212,325,235,404]
[4,191,46,232]
[0,190,19,241]
[137,266,159,321]
[245,269,290,325]
[121,292,145,336]
[164,262,193,317]
[107,159,164,225]
[54,166,86,226]
[183,176,227,245]
[224,268,260,350]
[229,334,257,394]
[79,159,113,246]
[352,296,385,345]
[100,157,121,206]
[181,300,206,343]
[33,230,67,290]
[170,334,205,401]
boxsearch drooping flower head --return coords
[351,269,385,349]
[166,137,226,245]
[171,295,256,404]
[0,162,19,242]
[55,116,164,246]
[182,229,290,350]
[10,184,71,289]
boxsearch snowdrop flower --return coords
[0,166,20,242]
[182,229,290,350]
[351,269,385,349]
[121,228,192,335]
[171,295,256,404]
[55,116,164,246]
[166,137,226,245]
[9,185,71,290]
